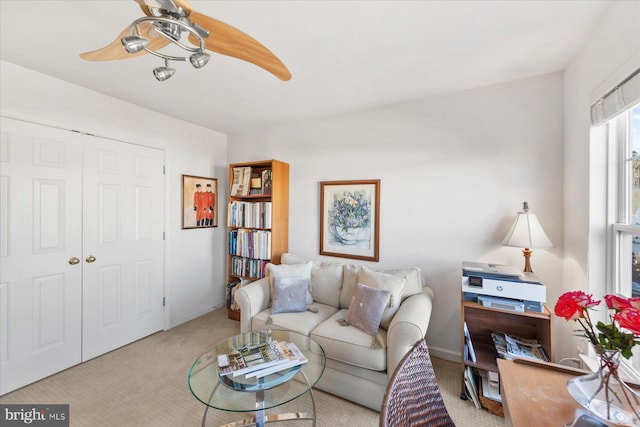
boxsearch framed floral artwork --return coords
[320,180,380,261]
[182,174,218,229]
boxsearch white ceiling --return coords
[0,1,612,134]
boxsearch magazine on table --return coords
[491,332,549,362]
[218,340,307,378]
[244,341,308,379]
[218,341,289,377]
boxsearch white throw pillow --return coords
[382,267,423,300]
[265,261,313,305]
[340,264,361,309]
[357,267,407,329]
[280,252,308,265]
[311,262,343,307]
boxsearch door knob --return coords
[68,257,80,265]
[85,255,96,263]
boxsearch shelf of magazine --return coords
[491,332,549,362]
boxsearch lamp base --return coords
[522,248,533,273]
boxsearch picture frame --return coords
[182,174,218,229]
[320,179,380,261]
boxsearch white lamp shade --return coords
[502,211,553,249]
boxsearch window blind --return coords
[591,68,640,126]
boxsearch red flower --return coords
[554,291,600,320]
[605,294,632,311]
[555,291,639,360]
[615,308,640,335]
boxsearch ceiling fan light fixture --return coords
[121,35,150,54]
[81,1,291,81]
[157,21,181,41]
[153,64,176,81]
[189,52,210,69]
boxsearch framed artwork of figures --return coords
[320,179,380,261]
[182,174,218,229]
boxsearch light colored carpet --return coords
[0,308,506,426]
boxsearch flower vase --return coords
[566,349,640,426]
[335,225,361,245]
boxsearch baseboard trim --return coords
[169,306,217,329]
[428,346,461,363]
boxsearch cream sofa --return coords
[234,253,434,411]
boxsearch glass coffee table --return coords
[188,330,326,427]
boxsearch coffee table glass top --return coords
[188,329,326,413]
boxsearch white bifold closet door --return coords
[0,117,164,394]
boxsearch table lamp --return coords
[502,201,552,273]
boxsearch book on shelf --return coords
[261,169,272,194]
[217,340,307,378]
[491,332,549,362]
[463,321,476,363]
[226,280,240,309]
[231,166,252,197]
[480,371,501,403]
[229,229,272,260]
[227,201,272,228]
[249,173,262,195]
[244,341,308,379]
[463,365,482,409]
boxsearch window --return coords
[608,102,640,375]
[611,103,640,299]
[591,67,640,378]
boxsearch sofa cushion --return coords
[357,267,407,329]
[381,267,422,300]
[265,261,313,305]
[346,283,390,335]
[252,302,338,336]
[281,253,344,308]
[340,264,361,309]
[271,277,309,314]
[311,309,387,371]
[281,253,307,265]
[310,262,343,307]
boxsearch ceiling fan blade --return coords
[80,22,170,62]
[189,11,292,81]
[136,1,153,17]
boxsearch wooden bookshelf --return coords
[460,300,554,415]
[226,160,289,320]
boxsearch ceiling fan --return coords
[80,0,291,82]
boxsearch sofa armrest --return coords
[385,287,434,378]
[234,277,270,333]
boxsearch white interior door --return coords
[0,117,83,394]
[81,139,164,361]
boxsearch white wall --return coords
[0,60,229,328]
[562,1,640,361]
[228,73,565,360]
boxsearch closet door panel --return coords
[82,139,164,361]
[0,117,83,395]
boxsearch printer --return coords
[461,261,546,312]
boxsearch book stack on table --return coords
[217,340,308,379]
